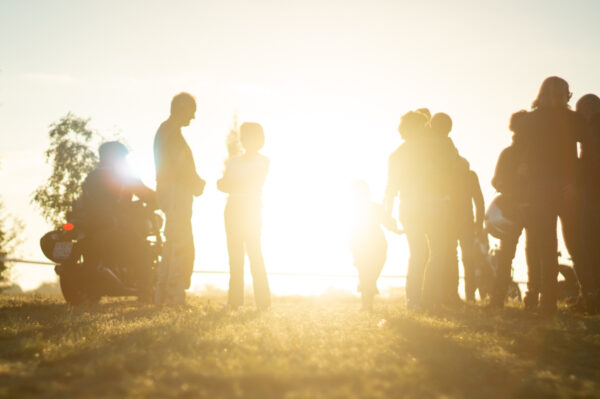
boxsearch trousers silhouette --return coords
[225,199,271,309]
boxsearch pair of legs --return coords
[225,200,271,310]
[155,184,195,305]
[582,194,600,295]
[352,234,387,310]
[527,183,587,312]
[91,227,153,297]
[403,205,452,308]
[491,225,540,308]
[452,227,482,302]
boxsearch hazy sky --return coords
[1,0,599,291]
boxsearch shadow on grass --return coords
[1,296,600,398]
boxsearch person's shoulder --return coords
[225,155,242,167]
[155,120,177,140]
[389,145,405,160]
[256,153,269,163]
[84,167,103,182]
[469,169,480,183]
[566,108,586,125]
[82,168,104,192]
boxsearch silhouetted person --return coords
[430,112,485,303]
[385,111,461,309]
[78,141,156,300]
[218,122,271,310]
[576,93,600,307]
[488,111,541,309]
[349,180,396,311]
[514,76,589,314]
[153,92,205,305]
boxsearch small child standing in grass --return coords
[349,180,398,311]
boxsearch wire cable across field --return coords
[0,257,527,284]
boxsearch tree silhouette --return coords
[0,198,22,284]
[32,113,100,227]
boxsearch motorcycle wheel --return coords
[59,263,101,305]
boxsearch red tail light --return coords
[63,223,74,231]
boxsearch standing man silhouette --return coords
[154,92,205,305]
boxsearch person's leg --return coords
[356,264,374,309]
[422,207,452,308]
[422,228,446,308]
[118,227,154,298]
[443,238,461,304]
[593,205,600,292]
[559,195,595,295]
[166,201,193,305]
[404,226,428,309]
[225,202,245,308]
[178,216,195,291]
[244,213,271,310]
[489,228,521,307]
[358,242,387,310]
[155,185,194,305]
[523,227,541,308]
[529,203,559,314]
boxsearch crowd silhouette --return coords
[74,76,600,316]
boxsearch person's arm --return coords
[470,171,485,233]
[217,159,233,194]
[131,180,157,209]
[383,152,399,218]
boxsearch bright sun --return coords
[126,126,408,296]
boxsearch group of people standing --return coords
[489,77,600,315]
[376,109,485,311]
[81,76,600,316]
[77,92,271,308]
[360,76,599,315]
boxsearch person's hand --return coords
[383,217,403,234]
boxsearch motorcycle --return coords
[40,201,163,305]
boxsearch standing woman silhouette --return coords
[515,77,589,314]
[218,122,271,310]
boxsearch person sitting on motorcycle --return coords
[76,141,157,300]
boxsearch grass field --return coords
[1,294,600,398]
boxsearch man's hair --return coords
[398,111,427,140]
[576,94,600,116]
[170,92,196,115]
[430,113,452,136]
[532,76,571,109]
[240,122,265,152]
[99,141,128,164]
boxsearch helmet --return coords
[484,194,522,239]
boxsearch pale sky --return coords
[1,0,599,292]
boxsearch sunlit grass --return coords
[1,294,599,398]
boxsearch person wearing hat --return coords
[153,92,206,305]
